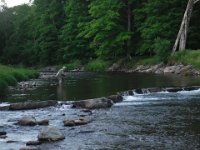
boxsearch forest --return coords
[0,0,200,67]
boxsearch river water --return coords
[3,72,200,102]
[0,72,200,149]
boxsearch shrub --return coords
[85,59,110,71]
[153,38,171,62]
[66,60,82,70]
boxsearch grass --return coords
[85,59,111,71]
[0,65,39,94]
[170,50,200,69]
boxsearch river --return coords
[0,72,200,149]
[3,72,200,102]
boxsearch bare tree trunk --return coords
[172,0,199,54]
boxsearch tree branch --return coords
[194,0,199,4]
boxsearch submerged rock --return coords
[63,117,90,127]
[26,141,42,146]
[19,147,39,150]
[0,135,7,139]
[38,126,65,142]
[37,119,49,126]
[72,97,113,109]
[9,100,57,110]
[0,130,7,136]
[18,116,37,126]
[107,95,123,103]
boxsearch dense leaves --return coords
[0,0,199,66]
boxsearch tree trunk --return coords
[172,0,198,53]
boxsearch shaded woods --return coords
[0,0,200,66]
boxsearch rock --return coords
[0,103,10,111]
[165,87,183,92]
[164,66,177,74]
[63,117,90,127]
[0,130,6,136]
[26,141,42,146]
[19,147,39,150]
[18,116,37,126]
[9,100,57,110]
[38,126,65,142]
[37,119,49,126]
[82,109,92,113]
[155,68,164,74]
[107,63,121,71]
[183,86,200,91]
[148,88,163,93]
[0,135,7,139]
[72,97,113,109]
[63,120,75,126]
[107,95,123,103]
[135,65,151,73]
[6,140,18,143]
[134,89,143,94]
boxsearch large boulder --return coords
[18,116,37,126]
[38,126,65,142]
[9,100,57,110]
[72,97,113,109]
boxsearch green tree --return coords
[80,0,132,60]
[60,0,92,63]
[134,0,188,55]
[32,0,66,65]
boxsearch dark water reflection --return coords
[3,72,200,102]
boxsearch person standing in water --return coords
[56,66,66,85]
[56,66,67,100]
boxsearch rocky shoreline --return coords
[10,63,200,92]
[107,63,200,76]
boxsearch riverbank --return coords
[0,65,39,96]
[61,51,200,77]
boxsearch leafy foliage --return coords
[0,0,199,66]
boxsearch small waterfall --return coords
[115,86,200,106]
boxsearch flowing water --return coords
[0,72,200,149]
